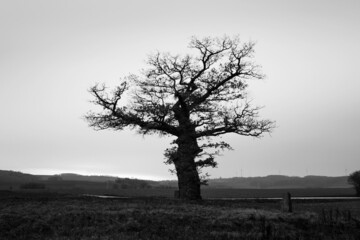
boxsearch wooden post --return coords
[282,192,292,213]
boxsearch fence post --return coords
[282,192,292,213]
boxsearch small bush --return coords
[348,171,360,196]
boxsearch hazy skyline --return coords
[1,0,359,180]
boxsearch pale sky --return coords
[1,0,359,180]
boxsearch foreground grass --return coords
[0,192,359,239]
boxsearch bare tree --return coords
[85,36,275,200]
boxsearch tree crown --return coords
[86,36,274,137]
[85,36,275,177]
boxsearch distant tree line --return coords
[47,175,63,181]
[114,178,151,189]
[0,170,40,183]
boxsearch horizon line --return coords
[1,169,350,181]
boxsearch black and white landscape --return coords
[0,0,359,239]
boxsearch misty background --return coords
[1,0,359,180]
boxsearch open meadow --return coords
[0,190,359,240]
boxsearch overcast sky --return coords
[1,0,359,180]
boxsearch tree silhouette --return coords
[85,36,275,200]
[348,170,360,196]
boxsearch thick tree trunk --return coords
[173,134,202,200]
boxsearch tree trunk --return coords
[173,134,202,200]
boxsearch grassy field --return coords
[0,190,359,240]
[104,187,356,199]
[4,185,353,199]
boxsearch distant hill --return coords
[205,175,351,189]
[0,170,352,190]
[0,170,40,183]
[0,170,162,190]
[39,173,119,182]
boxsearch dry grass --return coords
[0,191,359,239]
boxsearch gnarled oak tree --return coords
[85,36,274,200]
